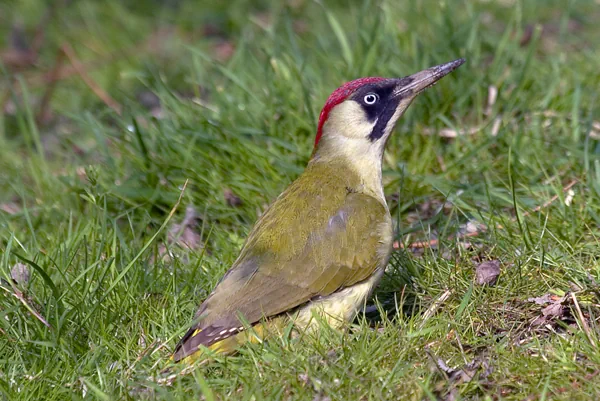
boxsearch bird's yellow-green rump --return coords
[173,58,465,363]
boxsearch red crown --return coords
[314,77,386,147]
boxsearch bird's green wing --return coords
[174,167,391,360]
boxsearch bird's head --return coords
[312,59,465,162]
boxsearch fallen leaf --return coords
[167,205,203,250]
[223,188,243,207]
[0,202,20,215]
[298,373,310,385]
[137,90,162,118]
[212,41,235,62]
[137,90,160,110]
[527,294,555,305]
[429,353,491,401]
[541,301,564,318]
[154,205,204,263]
[10,21,30,52]
[1,22,37,70]
[529,293,569,326]
[520,24,535,47]
[475,260,501,286]
[461,220,483,234]
[11,263,30,285]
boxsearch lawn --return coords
[2,0,600,399]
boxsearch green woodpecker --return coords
[173,58,465,362]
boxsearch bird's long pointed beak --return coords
[393,58,465,98]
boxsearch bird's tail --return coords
[172,318,285,364]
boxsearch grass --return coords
[2,0,600,399]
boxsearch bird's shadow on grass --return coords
[360,250,424,325]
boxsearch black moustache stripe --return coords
[368,96,402,142]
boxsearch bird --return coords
[173,58,465,363]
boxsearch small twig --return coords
[571,293,596,348]
[420,289,452,328]
[425,350,452,380]
[31,2,61,56]
[27,56,117,87]
[521,179,578,218]
[125,340,158,377]
[22,28,175,90]
[150,338,173,356]
[394,230,482,250]
[153,365,197,386]
[454,330,468,365]
[585,370,600,381]
[61,43,122,115]
[0,88,11,117]
[36,48,65,124]
[15,290,51,328]
[1,4,60,71]
[0,284,51,329]
[422,123,487,138]
[436,154,447,173]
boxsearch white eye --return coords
[363,93,379,105]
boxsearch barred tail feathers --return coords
[173,319,285,363]
[172,327,238,362]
